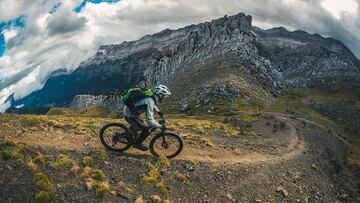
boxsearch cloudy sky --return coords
[0,0,359,111]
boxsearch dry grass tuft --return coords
[175,172,191,186]
[33,172,55,202]
[155,181,169,195]
[158,157,170,168]
[0,151,12,160]
[91,170,106,181]
[11,143,27,162]
[34,154,46,165]
[82,156,93,167]
[95,182,111,198]
[141,168,160,184]
[50,154,76,169]
[4,140,16,146]
[35,191,53,203]
[27,161,37,172]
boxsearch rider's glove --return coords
[157,111,164,117]
[161,125,167,130]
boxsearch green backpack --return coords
[121,87,154,108]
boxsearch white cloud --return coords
[0,66,41,110]
[3,29,18,42]
[0,0,360,112]
[322,0,358,19]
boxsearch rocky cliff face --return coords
[70,95,123,112]
[253,27,360,92]
[9,12,360,112]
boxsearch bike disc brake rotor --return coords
[161,141,170,149]
[154,135,179,157]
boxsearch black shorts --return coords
[124,116,147,131]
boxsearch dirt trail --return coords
[178,117,305,165]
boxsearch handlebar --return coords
[159,118,166,125]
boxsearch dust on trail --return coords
[8,115,306,166]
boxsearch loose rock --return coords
[276,187,289,197]
[150,195,161,202]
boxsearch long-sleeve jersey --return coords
[123,97,162,128]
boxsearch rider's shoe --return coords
[133,143,148,151]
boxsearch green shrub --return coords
[95,182,110,198]
[35,191,53,203]
[141,167,168,194]
[188,159,196,165]
[34,173,55,193]
[158,157,170,168]
[80,167,106,181]
[50,154,76,169]
[82,156,93,167]
[27,161,37,172]
[80,166,93,178]
[0,151,12,160]
[33,172,57,202]
[237,114,259,122]
[34,155,46,165]
[11,143,27,161]
[141,169,160,184]
[91,170,106,181]
[71,165,81,175]
[4,140,16,146]
[241,128,257,136]
[175,172,191,186]
[155,181,169,195]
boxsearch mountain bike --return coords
[99,116,184,159]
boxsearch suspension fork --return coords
[161,129,166,143]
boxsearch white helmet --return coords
[154,84,171,97]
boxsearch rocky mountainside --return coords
[8,13,360,112]
[70,94,122,112]
[254,27,360,91]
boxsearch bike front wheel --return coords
[149,131,184,159]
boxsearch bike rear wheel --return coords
[99,123,132,152]
[149,131,184,159]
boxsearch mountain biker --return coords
[123,84,171,151]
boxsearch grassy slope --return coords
[268,88,360,167]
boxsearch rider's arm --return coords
[145,98,162,128]
[154,105,160,113]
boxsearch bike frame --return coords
[131,116,167,143]
[134,127,165,143]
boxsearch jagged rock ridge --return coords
[71,94,122,112]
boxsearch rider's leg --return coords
[124,116,143,131]
[132,117,148,144]
[125,116,149,151]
